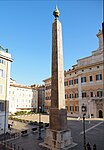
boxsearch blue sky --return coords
[0,0,103,85]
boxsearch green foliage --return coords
[8,111,36,124]
[15,111,27,115]
[27,111,35,114]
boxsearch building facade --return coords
[38,85,45,112]
[44,29,104,118]
[0,46,12,134]
[9,79,38,114]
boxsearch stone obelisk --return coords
[49,6,68,132]
[40,6,75,149]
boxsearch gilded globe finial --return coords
[53,5,60,19]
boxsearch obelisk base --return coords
[49,108,67,131]
[40,108,77,149]
[40,128,77,150]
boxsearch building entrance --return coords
[99,110,103,118]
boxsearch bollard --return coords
[4,141,6,147]
[15,133,17,138]
[14,144,16,150]
[14,133,15,139]
[5,141,8,147]
[3,141,5,147]
[93,144,96,150]
[22,148,24,150]
[8,142,10,148]
[10,143,12,148]
[18,146,20,150]
[86,142,91,150]
[7,141,9,147]
[17,133,19,138]
[1,139,4,144]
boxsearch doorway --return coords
[99,110,103,118]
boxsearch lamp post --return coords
[38,106,42,140]
[81,104,87,150]
[88,100,91,118]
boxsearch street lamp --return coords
[81,104,87,150]
[38,106,42,140]
[88,100,91,118]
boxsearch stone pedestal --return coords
[40,128,76,150]
[50,108,67,131]
[40,108,77,150]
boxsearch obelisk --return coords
[40,6,75,149]
[49,6,67,131]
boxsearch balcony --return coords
[92,96,104,101]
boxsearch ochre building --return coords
[43,29,104,118]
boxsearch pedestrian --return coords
[93,144,96,150]
[86,142,91,150]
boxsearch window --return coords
[0,85,3,94]
[70,106,74,111]
[74,79,78,84]
[69,80,73,85]
[96,74,102,80]
[64,81,68,86]
[82,92,86,98]
[75,106,79,111]
[89,76,93,82]
[81,77,86,83]
[0,101,4,111]
[75,93,78,98]
[66,106,68,110]
[0,59,5,65]
[97,91,102,97]
[70,93,73,98]
[90,92,93,97]
[65,93,68,99]
[12,97,14,101]
[0,69,5,78]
